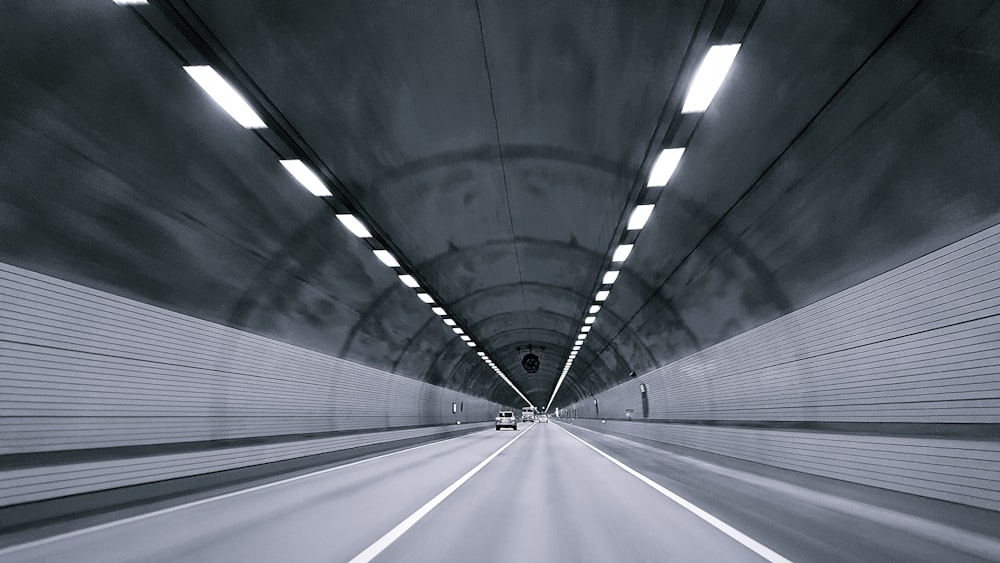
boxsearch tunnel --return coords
[1,1,999,561]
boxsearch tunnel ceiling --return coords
[3,1,999,409]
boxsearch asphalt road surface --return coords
[2,422,997,562]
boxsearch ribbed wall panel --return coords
[563,224,1000,509]
[569,224,1000,423]
[0,262,501,455]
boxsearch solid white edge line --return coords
[553,423,793,563]
[349,425,534,563]
[0,427,493,557]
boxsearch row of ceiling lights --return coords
[113,0,535,408]
[544,44,742,413]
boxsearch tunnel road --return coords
[3,423,996,562]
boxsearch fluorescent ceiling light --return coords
[682,44,742,113]
[467,342,477,347]
[647,148,685,187]
[461,335,471,342]
[595,290,611,302]
[399,275,419,288]
[628,205,655,230]
[584,316,596,325]
[432,307,446,316]
[417,293,434,304]
[183,66,266,129]
[572,346,581,351]
[444,318,457,326]
[453,327,464,335]
[575,340,584,346]
[336,214,372,238]
[280,159,331,197]
[611,244,633,263]
[373,250,399,267]
[579,333,589,340]
[581,326,592,333]
[602,271,620,285]
[589,305,601,314]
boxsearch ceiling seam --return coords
[474,0,534,347]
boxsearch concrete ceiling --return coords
[3,0,999,408]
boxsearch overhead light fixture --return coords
[416,293,434,304]
[581,326,592,333]
[628,205,655,230]
[589,305,601,314]
[467,342,477,347]
[579,333,589,340]
[279,159,332,197]
[113,0,148,4]
[595,290,610,302]
[453,327,464,335]
[602,271,620,285]
[183,66,266,129]
[575,340,584,346]
[612,244,633,263]
[647,148,685,187]
[461,335,471,342]
[432,307,446,316]
[336,214,372,238]
[682,44,742,113]
[444,318,457,326]
[373,250,399,267]
[572,346,581,351]
[398,275,419,288]
[584,316,596,325]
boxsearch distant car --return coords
[537,414,549,423]
[496,411,517,431]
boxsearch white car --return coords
[495,411,517,431]
[537,414,549,423]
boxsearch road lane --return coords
[376,422,768,562]
[1,428,523,563]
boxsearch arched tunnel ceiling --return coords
[2,1,999,409]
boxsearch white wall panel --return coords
[1,262,500,455]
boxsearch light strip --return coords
[682,44,742,114]
[113,0,148,4]
[280,159,332,197]
[589,305,601,314]
[611,244,634,263]
[183,66,266,129]
[444,319,457,326]
[432,307,446,316]
[373,250,399,267]
[416,293,435,304]
[647,148,685,187]
[628,205,655,230]
[584,316,596,324]
[398,275,419,288]
[595,290,610,302]
[336,215,372,238]
[602,271,620,285]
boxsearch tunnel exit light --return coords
[336,214,371,238]
[682,44,742,113]
[612,244,633,263]
[280,160,332,197]
[183,66,266,129]
[647,148,685,187]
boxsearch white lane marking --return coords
[554,423,792,563]
[0,428,492,557]
[349,425,533,563]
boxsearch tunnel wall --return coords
[0,262,500,506]
[562,223,1000,511]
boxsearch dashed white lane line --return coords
[349,425,534,563]
[0,428,492,557]
[554,423,793,563]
